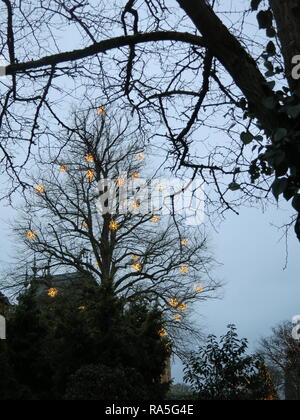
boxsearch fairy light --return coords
[131,172,140,180]
[116,177,126,187]
[151,215,160,223]
[180,239,189,246]
[26,231,37,240]
[131,254,139,261]
[78,306,86,311]
[97,106,105,116]
[35,184,46,194]
[132,262,143,272]
[136,152,145,161]
[82,221,88,229]
[195,285,204,294]
[131,201,141,210]
[48,288,58,298]
[180,265,189,274]
[59,165,68,173]
[173,314,182,322]
[156,184,164,192]
[109,220,119,231]
[158,328,167,338]
[179,303,188,312]
[85,154,94,163]
[168,298,179,308]
[86,169,95,182]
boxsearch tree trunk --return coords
[176,0,280,134]
[270,0,300,98]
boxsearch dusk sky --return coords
[0,0,299,388]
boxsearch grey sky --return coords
[172,201,299,382]
[0,0,299,385]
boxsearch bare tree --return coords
[4,110,220,353]
[259,321,300,399]
[0,1,300,237]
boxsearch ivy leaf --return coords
[266,41,276,56]
[274,128,288,142]
[272,178,288,201]
[257,10,273,29]
[251,0,262,11]
[266,27,276,38]
[286,104,300,119]
[228,182,241,191]
[240,131,254,145]
[262,96,277,110]
[292,194,300,212]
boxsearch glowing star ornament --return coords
[48,288,58,298]
[131,201,140,211]
[158,328,167,338]
[180,239,189,246]
[59,165,68,173]
[26,231,37,240]
[195,285,204,294]
[85,154,94,163]
[168,298,179,308]
[97,106,105,116]
[116,177,126,187]
[109,220,119,231]
[151,215,160,224]
[82,221,88,229]
[179,303,188,312]
[136,152,145,161]
[180,265,189,274]
[35,184,46,194]
[132,262,143,272]
[173,314,182,322]
[85,169,95,182]
[131,172,140,180]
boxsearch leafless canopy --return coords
[0,0,286,218]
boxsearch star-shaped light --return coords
[116,177,126,187]
[168,298,179,308]
[26,231,37,240]
[180,239,189,246]
[82,221,88,229]
[35,184,46,194]
[131,172,140,180]
[109,220,119,231]
[85,169,95,182]
[195,285,204,294]
[132,262,143,272]
[173,314,182,322]
[48,288,58,298]
[136,152,145,161]
[158,328,168,338]
[151,215,160,223]
[85,154,94,163]
[131,254,139,261]
[179,303,188,312]
[180,265,189,274]
[59,165,68,173]
[156,184,164,192]
[97,106,105,116]
[131,201,141,210]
